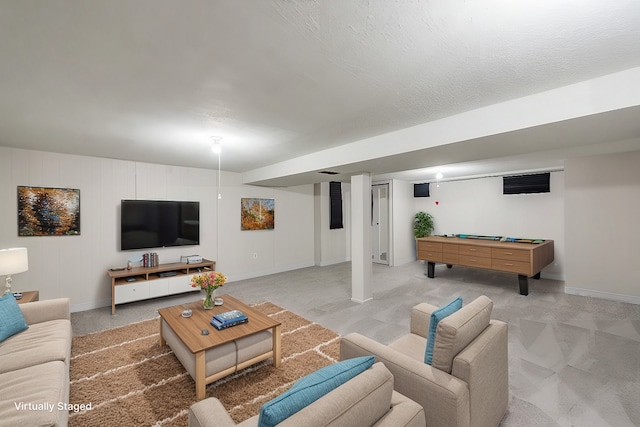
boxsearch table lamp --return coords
[0,247,29,295]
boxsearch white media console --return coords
[107,259,215,314]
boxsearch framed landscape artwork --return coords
[17,186,81,236]
[241,198,275,230]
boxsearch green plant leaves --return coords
[413,211,434,238]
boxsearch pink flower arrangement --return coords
[190,271,227,291]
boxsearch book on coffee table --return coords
[211,310,248,330]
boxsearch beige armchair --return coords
[340,296,508,427]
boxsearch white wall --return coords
[0,147,315,312]
[5,146,638,309]
[389,179,415,266]
[413,172,565,279]
[565,150,640,303]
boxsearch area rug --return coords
[68,302,340,426]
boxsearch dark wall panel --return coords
[329,181,343,229]
[503,173,550,194]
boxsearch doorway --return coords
[371,183,390,265]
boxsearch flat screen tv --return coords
[120,200,199,251]
[413,183,430,197]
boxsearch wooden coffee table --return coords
[158,295,282,400]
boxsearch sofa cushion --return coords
[0,319,71,373]
[389,333,428,361]
[424,297,462,365]
[431,295,493,373]
[0,360,69,427]
[258,356,375,427]
[0,293,28,344]
[279,362,395,427]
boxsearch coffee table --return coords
[158,295,282,400]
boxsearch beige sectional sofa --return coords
[0,298,72,427]
[188,362,426,427]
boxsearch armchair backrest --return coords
[431,296,493,373]
[279,362,398,426]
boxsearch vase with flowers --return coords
[190,271,227,309]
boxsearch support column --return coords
[351,173,372,303]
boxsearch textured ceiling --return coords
[1,1,640,186]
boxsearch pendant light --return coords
[211,137,222,199]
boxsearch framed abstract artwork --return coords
[17,186,81,236]
[241,198,274,230]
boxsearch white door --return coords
[371,183,389,265]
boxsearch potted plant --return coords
[413,211,434,238]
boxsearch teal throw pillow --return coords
[0,293,29,343]
[257,356,375,427]
[424,296,463,365]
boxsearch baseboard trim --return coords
[71,299,112,313]
[392,256,416,267]
[541,272,565,281]
[565,287,640,305]
[318,258,349,267]
[351,297,373,304]
[228,262,315,282]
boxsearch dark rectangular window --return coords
[503,173,550,194]
[329,181,343,229]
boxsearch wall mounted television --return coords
[413,182,430,197]
[120,200,199,251]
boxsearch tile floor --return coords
[71,261,640,426]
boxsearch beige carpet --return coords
[69,302,340,426]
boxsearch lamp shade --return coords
[0,248,29,275]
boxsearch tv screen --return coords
[120,200,199,251]
[414,183,430,198]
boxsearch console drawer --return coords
[417,241,442,252]
[459,245,491,257]
[459,254,491,269]
[149,279,169,298]
[115,282,150,304]
[492,259,531,275]
[492,248,529,262]
[442,253,459,264]
[168,274,193,295]
[443,243,459,254]
[419,251,443,262]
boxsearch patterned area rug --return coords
[69,302,340,426]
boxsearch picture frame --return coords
[241,198,275,230]
[17,186,81,236]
